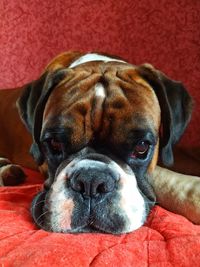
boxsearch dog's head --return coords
[17,52,192,234]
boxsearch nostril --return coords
[71,179,85,193]
[93,179,115,196]
[96,183,107,194]
[76,181,84,193]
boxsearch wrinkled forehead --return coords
[42,61,161,141]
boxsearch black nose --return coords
[70,168,117,198]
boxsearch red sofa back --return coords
[0,0,199,146]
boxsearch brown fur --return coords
[42,61,161,175]
[0,88,36,169]
[0,51,192,185]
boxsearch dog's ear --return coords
[137,64,193,166]
[17,69,70,164]
[17,72,47,133]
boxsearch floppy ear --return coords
[17,69,69,164]
[137,64,193,166]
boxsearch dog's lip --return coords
[31,191,47,229]
[31,190,113,232]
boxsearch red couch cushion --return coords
[0,169,200,266]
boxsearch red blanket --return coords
[0,169,200,266]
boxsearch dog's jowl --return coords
[0,51,192,233]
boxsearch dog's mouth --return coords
[31,190,149,234]
[31,191,113,233]
[31,157,153,234]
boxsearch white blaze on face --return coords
[69,53,126,68]
[50,170,74,232]
[92,83,106,131]
[95,82,106,98]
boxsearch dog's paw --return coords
[0,158,26,186]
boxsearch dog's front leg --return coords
[149,166,200,224]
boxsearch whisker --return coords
[33,199,45,207]
[36,210,49,223]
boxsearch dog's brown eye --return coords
[130,141,149,159]
[50,138,63,153]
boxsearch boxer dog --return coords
[0,51,192,233]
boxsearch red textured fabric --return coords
[0,169,200,266]
[0,0,200,146]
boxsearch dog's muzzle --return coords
[31,153,152,234]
